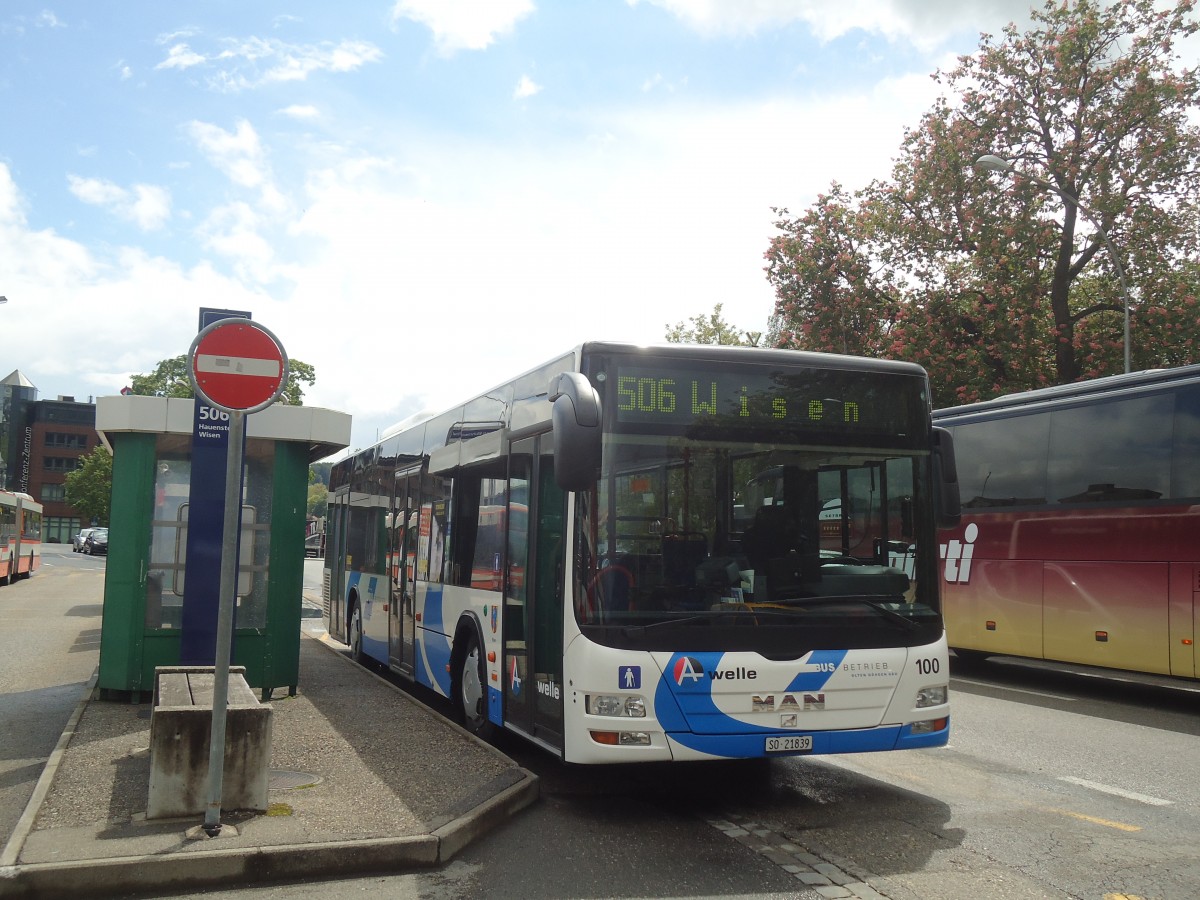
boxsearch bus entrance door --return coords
[504,437,566,751]
[326,504,348,644]
[389,470,419,677]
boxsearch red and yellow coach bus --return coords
[933,365,1200,680]
[0,490,43,585]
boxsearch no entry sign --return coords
[189,319,288,413]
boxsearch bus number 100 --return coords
[618,376,676,414]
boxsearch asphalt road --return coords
[0,543,104,845]
[6,553,1199,899]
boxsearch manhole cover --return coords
[268,769,322,790]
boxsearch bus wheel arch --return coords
[451,617,495,740]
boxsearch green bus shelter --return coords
[95,395,350,698]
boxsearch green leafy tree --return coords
[64,447,112,526]
[665,303,762,346]
[130,356,317,405]
[308,482,328,518]
[767,0,1200,406]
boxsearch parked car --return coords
[72,528,95,553]
[83,527,109,555]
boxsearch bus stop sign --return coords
[189,319,288,413]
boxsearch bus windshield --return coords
[571,436,936,657]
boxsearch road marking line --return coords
[1059,776,1172,807]
[1044,808,1141,832]
[952,676,1077,701]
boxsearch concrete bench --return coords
[147,666,273,819]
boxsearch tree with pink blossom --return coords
[766,0,1200,407]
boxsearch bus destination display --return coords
[611,364,918,436]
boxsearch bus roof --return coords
[933,363,1200,421]
[332,342,933,487]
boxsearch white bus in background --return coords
[325,342,960,764]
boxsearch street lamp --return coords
[974,154,1131,375]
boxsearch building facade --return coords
[1,370,101,544]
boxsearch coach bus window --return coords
[1172,385,1200,498]
[1047,394,1172,504]
[952,413,1049,508]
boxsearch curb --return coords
[0,633,540,899]
[0,770,539,900]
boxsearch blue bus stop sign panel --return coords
[179,402,243,665]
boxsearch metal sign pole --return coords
[187,317,287,839]
[203,408,245,837]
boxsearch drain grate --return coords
[268,769,322,791]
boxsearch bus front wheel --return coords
[455,630,494,739]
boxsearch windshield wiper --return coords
[617,607,779,636]
[770,595,925,631]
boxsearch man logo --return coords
[753,693,826,712]
[673,656,705,685]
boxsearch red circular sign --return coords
[190,320,287,412]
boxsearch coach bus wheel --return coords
[349,602,364,664]
[950,648,991,668]
[455,630,494,739]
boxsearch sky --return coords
[0,0,1048,457]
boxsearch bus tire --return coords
[453,626,494,740]
[951,648,991,667]
[349,600,364,664]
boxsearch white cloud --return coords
[391,0,535,55]
[156,37,383,89]
[67,175,172,231]
[128,185,172,231]
[157,42,206,71]
[279,104,320,119]
[260,67,947,452]
[187,119,270,190]
[196,201,283,284]
[514,75,541,99]
[628,0,1036,49]
[0,163,268,401]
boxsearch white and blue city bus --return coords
[324,342,960,763]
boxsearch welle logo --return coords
[940,523,979,584]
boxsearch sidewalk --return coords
[0,632,539,899]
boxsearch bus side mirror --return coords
[550,372,602,492]
[932,426,961,528]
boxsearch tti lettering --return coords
[940,523,978,584]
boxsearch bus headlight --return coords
[915,685,948,708]
[586,694,647,718]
